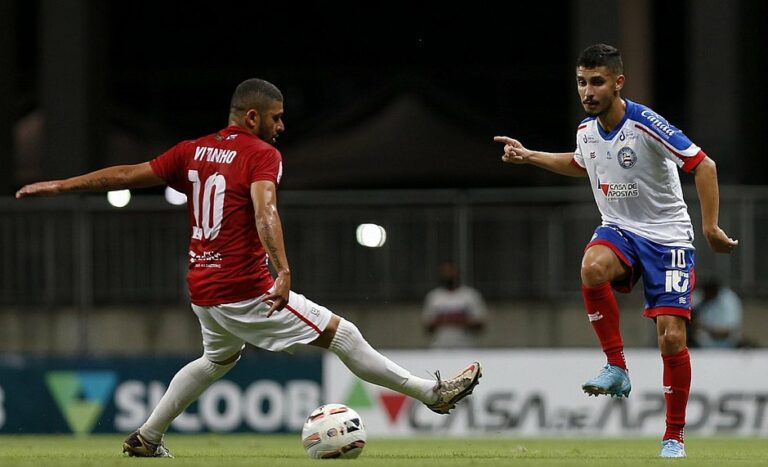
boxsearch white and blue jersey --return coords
[572,99,705,248]
[572,99,705,316]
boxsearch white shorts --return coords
[191,290,333,361]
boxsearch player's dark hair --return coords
[230,78,283,114]
[576,44,623,75]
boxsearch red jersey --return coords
[150,125,282,306]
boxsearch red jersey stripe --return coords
[571,158,587,171]
[286,304,321,334]
[681,150,706,172]
[633,123,704,172]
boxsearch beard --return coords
[583,91,620,117]
[581,101,605,117]
[583,100,607,117]
[260,129,279,145]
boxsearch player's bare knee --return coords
[658,330,686,354]
[309,314,341,349]
[580,260,611,286]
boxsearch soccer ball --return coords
[301,403,366,459]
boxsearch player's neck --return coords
[596,97,626,133]
[227,117,258,136]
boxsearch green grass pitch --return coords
[1,435,767,466]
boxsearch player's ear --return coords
[614,74,625,92]
[246,109,261,128]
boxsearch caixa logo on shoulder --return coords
[42,371,320,434]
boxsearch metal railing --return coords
[1,186,764,307]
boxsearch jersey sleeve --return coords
[149,141,188,186]
[633,109,705,173]
[572,126,587,170]
[249,147,283,185]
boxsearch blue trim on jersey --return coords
[596,100,631,141]
[627,99,695,151]
[579,116,596,125]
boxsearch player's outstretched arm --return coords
[693,156,738,253]
[15,162,164,198]
[493,136,587,178]
[251,180,291,316]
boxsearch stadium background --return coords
[0,0,766,438]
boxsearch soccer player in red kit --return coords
[16,79,481,458]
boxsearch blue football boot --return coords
[581,364,631,398]
[659,439,686,458]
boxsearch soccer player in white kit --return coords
[16,78,482,457]
[494,44,737,458]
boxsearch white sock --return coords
[139,355,236,443]
[328,318,437,404]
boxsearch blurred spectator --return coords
[422,262,487,348]
[691,277,743,348]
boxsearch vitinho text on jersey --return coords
[193,146,238,164]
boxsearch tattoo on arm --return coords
[94,177,111,189]
[79,165,134,191]
[79,176,112,191]
[263,235,283,270]
[257,219,284,271]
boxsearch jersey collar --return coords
[219,125,258,139]
[596,99,632,141]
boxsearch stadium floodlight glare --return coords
[107,189,131,208]
[356,223,387,248]
[165,186,187,205]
